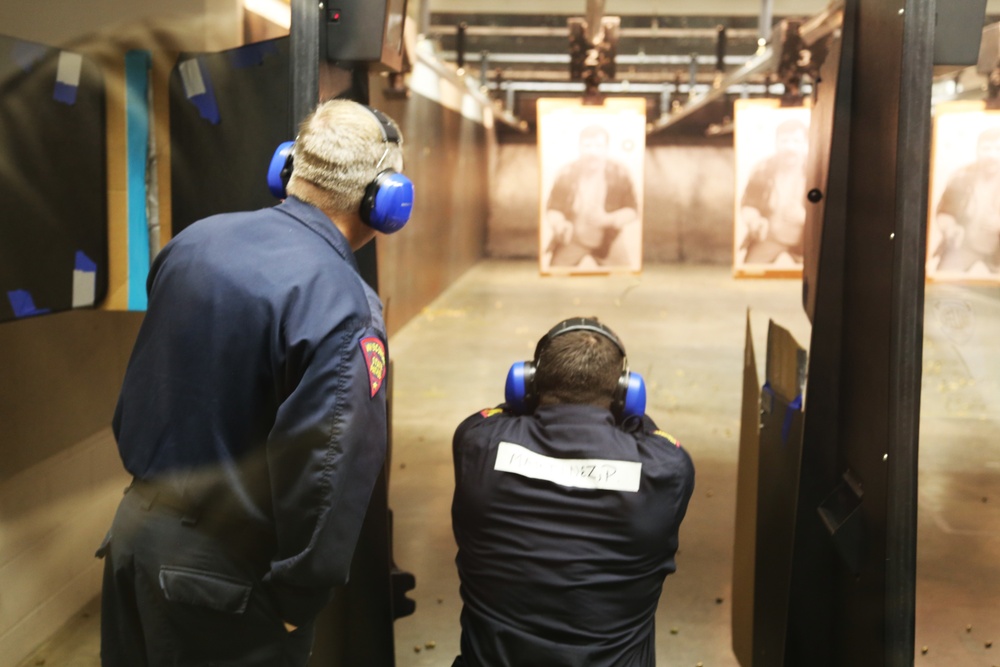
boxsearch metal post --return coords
[688,52,698,97]
[759,0,774,43]
[290,0,320,129]
[715,25,728,88]
[716,25,728,72]
[585,0,607,42]
[417,0,432,37]
[456,22,467,71]
[480,51,490,87]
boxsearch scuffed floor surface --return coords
[18,261,999,667]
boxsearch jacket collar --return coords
[534,403,616,426]
[276,196,360,273]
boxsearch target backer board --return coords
[537,97,645,276]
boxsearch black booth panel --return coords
[168,37,290,235]
[0,35,107,323]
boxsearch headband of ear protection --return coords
[504,317,646,420]
[265,104,414,234]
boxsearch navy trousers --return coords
[99,485,314,667]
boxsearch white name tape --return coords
[494,442,642,493]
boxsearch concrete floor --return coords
[17,260,1000,666]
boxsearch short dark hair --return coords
[535,329,624,408]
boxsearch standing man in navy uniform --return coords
[98,99,413,667]
[451,317,695,667]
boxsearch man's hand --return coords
[550,217,574,244]
[741,207,767,242]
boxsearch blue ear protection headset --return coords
[504,317,646,421]
[266,104,414,234]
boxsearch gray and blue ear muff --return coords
[267,141,296,199]
[361,169,414,234]
[504,316,646,420]
[265,104,414,232]
[616,372,647,420]
[504,360,536,414]
[360,104,413,233]
[504,360,646,420]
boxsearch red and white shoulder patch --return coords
[479,407,503,418]
[653,429,681,447]
[360,337,386,398]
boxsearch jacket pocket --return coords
[159,566,253,614]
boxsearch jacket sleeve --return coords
[262,317,389,627]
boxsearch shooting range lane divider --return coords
[1,36,108,321]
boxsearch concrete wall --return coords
[488,139,736,265]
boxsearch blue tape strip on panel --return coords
[125,49,151,311]
[75,250,98,273]
[7,290,50,318]
[781,394,803,445]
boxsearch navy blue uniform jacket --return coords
[112,196,388,627]
[452,404,695,666]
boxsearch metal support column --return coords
[759,0,774,43]
[290,0,320,131]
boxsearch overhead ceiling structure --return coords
[423,0,1000,137]
[235,1,1000,136]
[423,0,825,135]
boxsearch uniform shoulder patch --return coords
[479,407,503,418]
[360,337,386,398]
[652,429,680,447]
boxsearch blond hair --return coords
[286,99,404,215]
